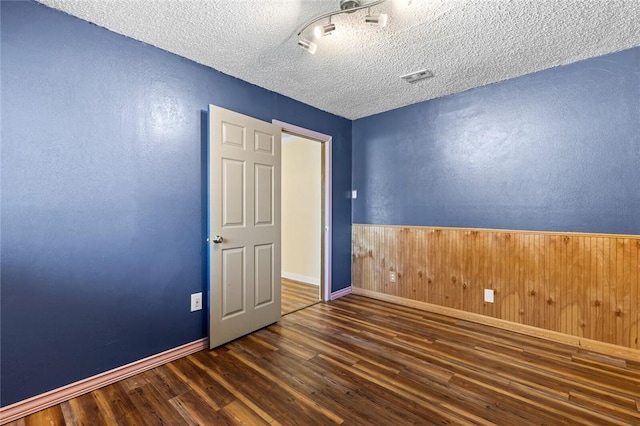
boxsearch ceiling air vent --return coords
[400,69,434,83]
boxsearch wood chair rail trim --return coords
[352,223,640,239]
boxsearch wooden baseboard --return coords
[330,286,352,300]
[352,288,640,362]
[0,338,208,424]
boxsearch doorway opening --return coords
[274,121,332,315]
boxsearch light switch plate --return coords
[352,190,358,199]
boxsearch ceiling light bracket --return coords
[340,0,362,11]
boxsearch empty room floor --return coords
[8,295,640,425]
[281,278,320,315]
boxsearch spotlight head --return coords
[365,12,388,27]
[298,38,318,54]
[314,23,336,38]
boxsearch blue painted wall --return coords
[353,47,640,235]
[0,1,351,406]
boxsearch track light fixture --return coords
[365,12,388,27]
[297,0,395,54]
[298,38,318,55]
[314,22,336,39]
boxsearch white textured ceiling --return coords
[37,0,640,120]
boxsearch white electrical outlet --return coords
[191,292,203,312]
[484,289,494,303]
[390,271,397,283]
[352,190,358,199]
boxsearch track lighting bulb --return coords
[314,23,336,39]
[365,12,388,27]
[298,38,318,54]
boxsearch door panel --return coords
[209,105,281,349]
[222,121,246,148]
[254,244,274,306]
[222,159,245,227]
[221,247,245,318]
[255,131,274,154]
[255,164,274,226]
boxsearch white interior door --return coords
[208,105,281,349]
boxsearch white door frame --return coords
[273,120,332,302]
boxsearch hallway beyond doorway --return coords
[281,278,319,315]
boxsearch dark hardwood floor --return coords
[281,278,320,315]
[7,295,640,425]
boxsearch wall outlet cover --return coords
[484,289,494,303]
[191,292,203,312]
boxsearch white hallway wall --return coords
[281,136,321,285]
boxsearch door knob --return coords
[212,235,224,244]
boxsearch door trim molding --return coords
[273,120,332,302]
[0,338,208,424]
[331,286,352,300]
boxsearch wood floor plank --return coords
[568,389,640,424]
[507,380,631,426]
[254,327,318,361]
[269,322,360,365]
[311,355,460,424]
[193,350,322,426]
[125,383,188,426]
[22,405,64,426]
[92,382,150,426]
[169,390,230,425]
[141,365,191,401]
[227,349,344,424]
[58,394,108,426]
[188,352,278,425]
[10,294,640,425]
[217,400,270,426]
[165,357,236,411]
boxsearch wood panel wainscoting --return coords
[352,224,639,353]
